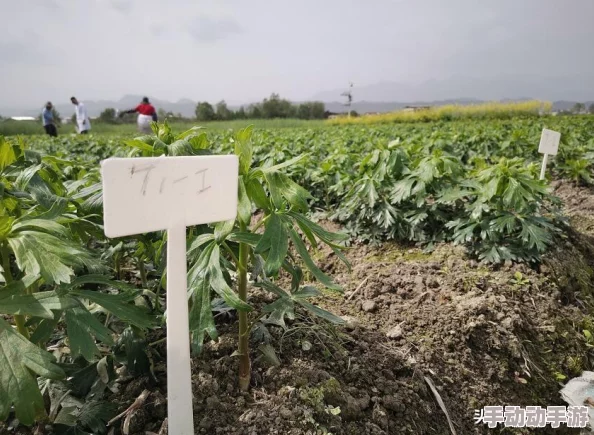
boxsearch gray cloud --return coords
[110,0,133,13]
[187,16,242,42]
[1,0,594,112]
[150,23,166,37]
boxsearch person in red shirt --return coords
[120,96,158,133]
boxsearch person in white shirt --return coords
[70,96,91,134]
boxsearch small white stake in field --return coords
[101,155,239,435]
[538,128,561,180]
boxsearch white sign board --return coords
[101,154,239,435]
[101,155,239,238]
[538,128,561,156]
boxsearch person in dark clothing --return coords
[42,102,58,137]
[120,96,158,133]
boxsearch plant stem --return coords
[237,231,251,391]
[222,242,240,266]
[115,255,121,281]
[154,275,166,313]
[138,258,148,288]
[1,243,29,338]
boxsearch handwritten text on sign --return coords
[101,155,239,237]
[538,128,561,156]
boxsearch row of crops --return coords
[34,116,594,261]
[1,116,594,432]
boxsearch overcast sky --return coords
[1,0,593,108]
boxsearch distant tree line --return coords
[555,103,594,116]
[195,94,326,121]
[93,93,326,124]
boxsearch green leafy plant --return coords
[126,123,349,390]
[0,136,154,425]
[559,159,593,185]
[510,271,530,286]
[446,158,564,262]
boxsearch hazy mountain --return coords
[2,93,592,119]
[314,75,594,104]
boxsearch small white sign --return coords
[101,154,239,435]
[538,128,561,156]
[101,155,239,238]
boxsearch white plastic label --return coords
[101,155,239,237]
[538,128,561,156]
[101,154,239,435]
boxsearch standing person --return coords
[42,102,58,137]
[120,97,157,133]
[70,96,91,134]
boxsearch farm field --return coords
[2,115,594,434]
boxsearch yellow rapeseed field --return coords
[328,100,552,125]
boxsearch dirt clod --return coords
[362,300,377,312]
[386,324,403,339]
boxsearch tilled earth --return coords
[102,181,594,435]
[3,181,594,435]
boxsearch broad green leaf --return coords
[75,290,154,329]
[214,219,235,243]
[208,245,251,311]
[237,177,252,226]
[9,232,74,284]
[293,285,322,298]
[234,125,254,176]
[62,274,138,293]
[29,316,60,345]
[482,177,499,201]
[123,140,154,153]
[264,172,285,209]
[9,231,103,285]
[177,126,206,140]
[0,138,17,170]
[65,307,113,361]
[287,211,349,246]
[0,215,14,238]
[188,241,214,287]
[187,132,209,150]
[491,214,517,233]
[253,154,307,175]
[228,231,262,247]
[265,173,311,211]
[167,139,194,156]
[189,273,217,354]
[32,290,78,311]
[113,327,152,377]
[288,228,341,291]
[437,188,472,203]
[0,317,65,425]
[12,218,70,237]
[391,178,415,203]
[255,213,289,277]
[78,400,117,434]
[297,300,345,325]
[255,279,290,298]
[245,178,269,211]
[0,288,76,319]
[54,407,79,427]
[258,343,281,367]
[262,297,295,328]
[14,164,42,191]
[519,220,550,252]
[187,233,215,256]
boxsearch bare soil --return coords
[98,181,594,435]
[4,181,594,435]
